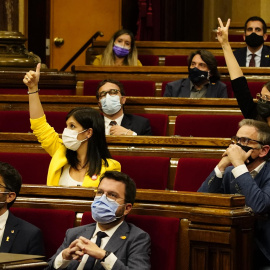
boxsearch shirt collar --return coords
[250,161,266,176]
[0,210,9,230]
[104,114,124,129]
[247,46,263,57]
[189,80,209,91]
[94,220,124,238]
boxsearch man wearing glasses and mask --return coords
[96,79,152,136]
[0,162,44,255]
[198,119,270,269]
[46,171,151,270]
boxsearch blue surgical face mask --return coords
[100,94,122,115]
[113,44,130,58]
[91,194,125,224]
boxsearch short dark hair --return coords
[99,171,136,205]
[239,119,270,160]
[188,50,220,82]
[244,16,267,34]
[65,107,112,176]
[0,162,22,208]
[96,79,125,100]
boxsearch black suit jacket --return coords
[121,114,152,136]
[233,45,270,67]
[0,212,45,255]
[163,78,228,98]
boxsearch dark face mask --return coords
[236,143,256,165]
[188,67,209,85]
[245,32,264,48]
[257,100,270,119]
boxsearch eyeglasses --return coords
[94,189,125,202]
[256,93,270,103]
[99,89,120,99]
[231,136,263,147]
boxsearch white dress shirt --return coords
[0,210,9,246]
[54,221,123,270]
[104,115,124,135]
[246,46,263,67]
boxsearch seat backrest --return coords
[138,55,159,66]
[84,80,156,97]
[174,114,243,138]
[112,155,170,189]
[135,113,168,136]
[165,55,188,66]
[174,158,219,191]
[81,212,180,270]
[0,88,75,95]
[161,81,170,96]
[0,152,50,184]
[10,207,75,259]
[0,111,67,133]
[223,81,233,98]
[215,55,226,66]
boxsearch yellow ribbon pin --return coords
[120,236,126,239]
[11,230,14,233]
[6,236,9,241]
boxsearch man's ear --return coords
[124,203,132,216]
[259,145,270,158]
[6,192,16,204]
[263,33,268,41]
[121,96,126,105]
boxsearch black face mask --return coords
[236,143,256,165]
[257,100,270,119]
[188,67,209,85]
[245,32,264,48]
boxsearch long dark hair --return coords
[65,107,112,177]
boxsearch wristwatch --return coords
[101,250,111,262]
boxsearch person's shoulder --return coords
[212,80,226,87]
[167,78,186,86]
[233,47,246,55]
[66,223,95,235]
[10,214,41,233]
[124,114,149,123]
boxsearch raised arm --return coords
[23,63,44,119]
[217,18,243,80]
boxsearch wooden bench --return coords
[14,185,255,270]
[0,133,230,189]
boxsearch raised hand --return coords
[23,63,41,91]
[217,18,230,45]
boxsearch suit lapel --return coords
[260,45,270,66]
[0,212,19,253]
[121,115,131,129]
[239,48,247,66]
[179,79,191,97]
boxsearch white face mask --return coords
[100,94,122,115]
[62,128,88,151]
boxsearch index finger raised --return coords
[218,17,224,28]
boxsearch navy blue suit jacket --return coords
[233,45,270,67]
[0,212,45,255]
[121,114,152,136]
[198,162,270,261]
[46,221,151,270]
[163,78,228,98]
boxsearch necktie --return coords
[109,121,117,126]
[83,231,108,270]
[249,54,256,67]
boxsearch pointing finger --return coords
[218,17,224,28]
[225,18,231,29]
[36,63,41,75]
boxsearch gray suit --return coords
[46,221,151,270]
[163,78,228,98]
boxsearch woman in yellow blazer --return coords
[93,29,142,66]
[23,64,120,187]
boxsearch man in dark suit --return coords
[164,50,228,98]
[96,79,152,136]
[198,119,270,269]
[46,171,151,270]
[0,162,44,255]
[233,16,270,67]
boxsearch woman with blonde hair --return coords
[93,29,142,66]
